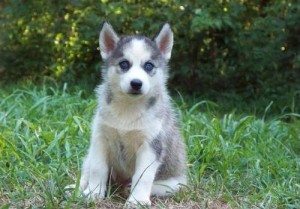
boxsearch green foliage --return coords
[0,85,299,208]
[0,85,94,207]
[0,0,299,94]
[179,101,300,208]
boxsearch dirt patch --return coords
[91,197,231,209]
[1,187,232,209]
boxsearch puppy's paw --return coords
[125,196,151,207]
[83,188,106,201]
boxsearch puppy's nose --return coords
[130,79,143,91]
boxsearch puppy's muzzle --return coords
[130,79,143,94]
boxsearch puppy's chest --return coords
[105,128,144,176]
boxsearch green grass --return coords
[0,85,299,208]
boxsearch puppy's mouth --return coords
[128,90,143,96]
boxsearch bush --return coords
[0,0,299,94]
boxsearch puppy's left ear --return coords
[154,23,173,60]
[99,21,120,60]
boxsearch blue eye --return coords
[119,60,130,71]
[144,62,154,73]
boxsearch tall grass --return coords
[179,100,300,208]
[0,85,299,208]
[0,85,94,208]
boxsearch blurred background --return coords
[0,0,299,113]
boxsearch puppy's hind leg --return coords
[64,154,90,195]
[151,176,186,196]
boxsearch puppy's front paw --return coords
[83,187,105,201]
[126,196,151,207]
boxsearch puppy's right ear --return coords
[99,22,120,60]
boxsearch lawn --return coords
[0,84,299,208]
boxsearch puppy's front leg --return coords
[127,142,160,206]
[81,131,109,200]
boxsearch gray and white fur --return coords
[79,22,187,206]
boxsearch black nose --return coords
[130,79,143,91]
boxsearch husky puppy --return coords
[79,22,186,206]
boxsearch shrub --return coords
[0,0,299,94]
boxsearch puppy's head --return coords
[99,22,173,97]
